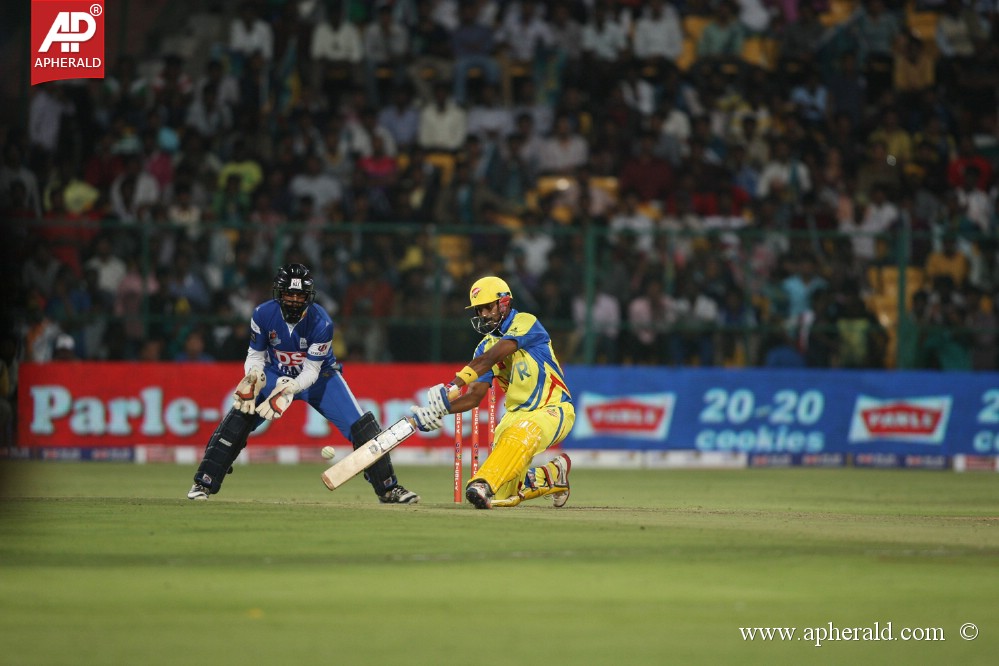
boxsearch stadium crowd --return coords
[3,0,999,390]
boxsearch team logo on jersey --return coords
[299,339,308,349]
[268,331,281,347]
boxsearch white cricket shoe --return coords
[550,454,571,508]
[379,485,420,504]
[465,481,493,509]
[187,483,210,501]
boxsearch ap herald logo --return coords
[31,0,105,86]
[848,395,952,444]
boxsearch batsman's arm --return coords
[448,380,489,414]
[445,339,515,413]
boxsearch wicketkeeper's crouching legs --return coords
[193,409,257,494]
[351,411,397,493]
[350,412,420,504]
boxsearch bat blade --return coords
[321,417,417,490]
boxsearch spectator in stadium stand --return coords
[450,1,501,106]
[967,285,998,370]
[22,241,61,298]
[854,140,902,205]
[859,184,903,263]
[194,59,240,114]
[849,0,901,100]
[935,0,989,83]
[893,32,937,111]
[762,329,806,368]
[101,55,150,128]
[432,158,518,227]
[495,0,554,107]
[836,290,889,369]
[620,131,675,203]
[547,2,583,94]
[671,277,721,367]
[954,164,994,237]
[618,64,657,119]
[788,69,829,128]
[290,154,344,219]
[925,231,971,288]
[581,1,628,101]
[625,276,677,365]
[211,173,251,226]
[377,86,420,151]
[109,154,161,223]
[1,142,42,217]
[229,0,274,68]
[695,1,746,64]
[465,84,512,140]
[310,2,364,102]
[568,282,619,365]
[417,82,467,153]
[538,113,589,176]
[776,3,829,77]
[363,4,410,107]
[485,133,532,207]
[185,84,234,142]
[405,0,455,103]
[947,135,993,189]
[174,328,215,363]
[869,107,914,166]
[217,140,263,195]
[395,146,442,222]
[28,84,72,167]
[631,0,683,77]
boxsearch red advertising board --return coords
[18,362,471,448]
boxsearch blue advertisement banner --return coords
[563,368,999,458]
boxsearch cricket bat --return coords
[321,386,461,491]
[321,417,418,490]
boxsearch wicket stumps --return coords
[453,383,497,503]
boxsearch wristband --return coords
[455,365,478,385]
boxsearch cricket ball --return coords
[321,446,336,460]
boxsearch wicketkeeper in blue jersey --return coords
[187,263,419,504]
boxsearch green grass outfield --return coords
[1,462,997,666]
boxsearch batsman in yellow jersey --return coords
[410,276,576,509]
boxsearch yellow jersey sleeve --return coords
[474,311,571,412]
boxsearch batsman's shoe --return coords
[465,481,493,510]
[187,483,210,501]
[379,485,420,504]
[550,453,571,508]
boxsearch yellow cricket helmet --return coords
[466,276,513,309]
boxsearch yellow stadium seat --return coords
[677,37,697,72]
[742,37,778,70]
[820,0,858,27]
[535,176,572,197]
[907,11,939,42]
[425,152,456,186]
[589,176,619,200]
[437,234,472,279]
[682,16,711,43]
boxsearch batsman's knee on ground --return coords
[469,403,575,503]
